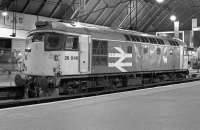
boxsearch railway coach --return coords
[15,21,188,97]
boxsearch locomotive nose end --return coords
[15,74,26,87]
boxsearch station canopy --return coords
[0,0,200,32]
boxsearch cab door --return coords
[79,35,91,74]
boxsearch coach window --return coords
[64,36,78,50]
[45,33,64,51]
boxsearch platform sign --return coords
[2,12,24,28]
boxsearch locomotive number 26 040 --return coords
[65,56,78,60]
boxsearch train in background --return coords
[0,37,26,74]
[15,21,189,97]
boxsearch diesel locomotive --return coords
[15,21,188,97]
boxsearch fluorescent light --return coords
[170,15,176,21]
[156,0,164,3]
[1,11,8,16]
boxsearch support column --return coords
[174,21,179,39]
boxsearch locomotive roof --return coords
[31,21,186,46]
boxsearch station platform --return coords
[0,81,200,130]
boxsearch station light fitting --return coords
[1,11,8,16]
[155,0,164,3]
[170,15,177,22]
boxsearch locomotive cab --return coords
[23,31,90,76]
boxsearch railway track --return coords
[0,77,199,109]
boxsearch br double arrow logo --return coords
[108,47,132,72]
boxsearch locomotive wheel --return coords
[38,77,49,90]
[15,74,26,87]
[59,81,80,95]
[109,78,123,89]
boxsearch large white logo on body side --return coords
[108,47,132,72]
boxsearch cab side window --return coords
[64,36,78,50]
[45,33,64,51]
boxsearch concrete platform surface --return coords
[1,81,200,130]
